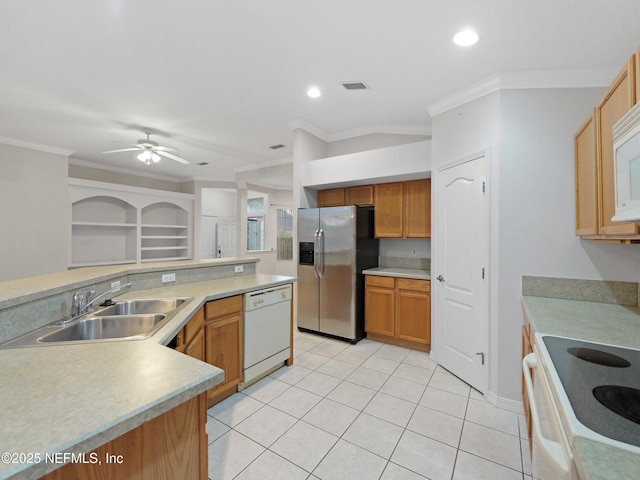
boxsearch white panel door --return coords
[219,216,237,258]
[433,154,488,392]
[200,216,218,259]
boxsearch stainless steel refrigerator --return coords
[297,205,379,343]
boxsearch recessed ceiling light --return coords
[307,87,322,98]
[453,29,479,47]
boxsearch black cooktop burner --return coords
[568,347,631,368]
[593,386,640,425]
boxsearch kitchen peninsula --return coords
[0,258,295,480]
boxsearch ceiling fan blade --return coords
[157,150,190,164]
[111,140,142,147]
[102,148,141,154]
[154,145,178,152]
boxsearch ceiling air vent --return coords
[341,81,369,91]
[269,144,285,150]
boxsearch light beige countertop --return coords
[362,267,430,280]
[0,257,259,309]
[522,295,640,480]
[0,272,295,480]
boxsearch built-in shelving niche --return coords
[141,202,190,262]
[69,180,194,269]
[71,196,137,267]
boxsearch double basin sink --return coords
[1,297,193,348]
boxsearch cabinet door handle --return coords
[436,275,445,282]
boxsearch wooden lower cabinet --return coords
[204,295,243,407]
[522,321,534,454]
[396,278,431,345]
[176,306,205,362]
[364,275,396,336]
[41,393,208,480]
[365,275,430,351]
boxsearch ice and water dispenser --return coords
[299,242,314,266]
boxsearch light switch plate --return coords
[162,273,176,283]
[234,265,243,273]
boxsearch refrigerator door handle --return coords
[318,229,325,279]
[313,229,321,279]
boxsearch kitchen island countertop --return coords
[0,272,295,480]
[522,295,640,480]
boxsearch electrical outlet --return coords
[412,248,416,257]
[234,265,244,273]
[162,273,176,283]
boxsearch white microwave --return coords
[612,101,640,223]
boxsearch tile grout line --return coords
[210,335,525,480]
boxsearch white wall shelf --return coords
[69,179,194,268]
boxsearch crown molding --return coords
[0,136,74,157]
[428,66,619,117]
[288,118,330,142]
[288,119,431,143]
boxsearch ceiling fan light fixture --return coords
[137,150,160,165]
[453,29,479,47]
[307,86,322,98]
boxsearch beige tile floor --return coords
[207,331,532,480]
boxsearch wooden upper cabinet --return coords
[345,185,374,205]
[637,46,640,104]
[575,111,598,236]
[597,54,638,235]
[317,180,430,238]
[374,182,404,237]
[317,188,345,207]
[404,179,431,238]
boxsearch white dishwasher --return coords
[241,284,292,388]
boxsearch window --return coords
[247,196,265,251]
[277,208,293,260]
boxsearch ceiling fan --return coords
[102,133,189,165]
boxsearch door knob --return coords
[436,275,445,282]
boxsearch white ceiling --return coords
[1,0,639,184]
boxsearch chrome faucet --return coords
[66,283,133,323]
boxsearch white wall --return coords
[201,188,236,216]
[303,140,431,188]
[497,88,640,404]
[0,143,69,281]
[432,87,640,406]
[326,133,430,157]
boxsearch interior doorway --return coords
[432,152,489,393]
